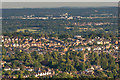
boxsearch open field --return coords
[16,29,38,32]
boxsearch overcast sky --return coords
[1,0,120,2]
[2,2,119,9]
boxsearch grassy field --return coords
[16,29,38,32]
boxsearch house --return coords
[85,66,94,75]
[38,68,41,73]
[23,75,30,78]
[35,72,52,77]
[27,68,34,72]
[12,76,17,79]
[106,45,110,49]
[85,69,94,74]
[115,46,118,50]
[86,47,91,51]
[64,47,68,52]
[1,61,6,65]
[93,47,101,51]
[104,41,110,44]
[12,67,20,71]
[97,41,103,45]
[59,52,65,55]
[115,41,118,44]
[91,65,103,71]
[74,35,81,39]
[4,66,11,71]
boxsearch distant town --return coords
[3,13,117,20]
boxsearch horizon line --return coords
[1,6,118,9]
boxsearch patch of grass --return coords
[16,29,37,32]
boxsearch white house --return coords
[35,72,52,77]
[4,67,11,71]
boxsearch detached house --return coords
[35,72,52,77]
[4,66,11,71]
[97,41,103,45]
[12,67,20,71]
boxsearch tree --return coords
[101,58,108,70]
[37,54,44,62]
[79,62,85,71]
[54,72,73,78]
[107,72,113,78]
[112,69,118,78]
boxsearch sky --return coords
[2,2,119,9]
[1,0,120,2]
